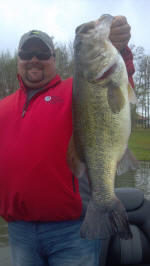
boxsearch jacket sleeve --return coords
[121,46,135,88]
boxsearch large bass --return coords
[67,14,138,240]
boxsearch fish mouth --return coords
[95,63,117,82]
[76,14,114,35]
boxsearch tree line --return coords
[0,42,150,128]
[130,45,150,128]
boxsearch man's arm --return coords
[120,46,135,88]
[109,16,135,87]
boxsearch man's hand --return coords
[109,16,131,51]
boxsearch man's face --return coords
[17,39,56,89]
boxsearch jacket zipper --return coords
[22,101,29,118]
[21,88,44,118]
[21,79,61,118]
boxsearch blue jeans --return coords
[8,219,101,266]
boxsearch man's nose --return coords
[30,56,39,61]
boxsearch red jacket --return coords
[0,47,135,222]
[0,75,82,222]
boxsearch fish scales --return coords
[73,80,128,172]
[67,14,138,240]
[73,80,130,237]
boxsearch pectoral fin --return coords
[117,148,140,175]
[107,82,125,113]
[67,135,86,178]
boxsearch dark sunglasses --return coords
[18,50,52,60]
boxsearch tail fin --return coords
[80,197,132,240]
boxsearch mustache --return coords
[26,63,43,70]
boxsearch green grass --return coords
[128,128,150,161]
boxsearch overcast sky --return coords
[0,0,150,55]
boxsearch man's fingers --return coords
[110,24,131,36]
[109,15,131,51]
[110,32,131,42]
[111,16,127,27]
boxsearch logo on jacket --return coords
[45,96,51,102]
[44,95,64,104]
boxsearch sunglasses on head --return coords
[18,50,52,60]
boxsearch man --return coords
[0,16,134,266]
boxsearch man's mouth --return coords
[28,68,42,71]
[27,64,43,70]
[25,65,44,82]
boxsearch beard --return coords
[25,63,44,83]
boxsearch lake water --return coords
[115,161,150,200]
[0,161,150,265]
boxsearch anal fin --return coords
[117,148,140,176]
